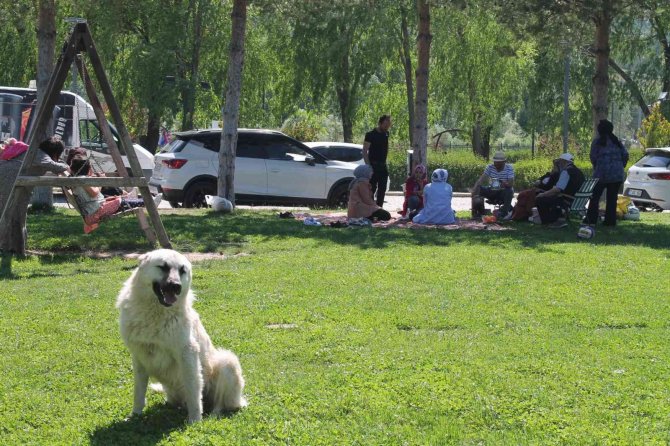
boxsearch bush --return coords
[281,110,325,142]
[640,104,670,149]
[386,148,593,192]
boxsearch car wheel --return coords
[183,181,216,208]
[328,183,350,209]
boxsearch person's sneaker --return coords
[528,215,542,225]
[502,210,513,221]
[153,193,163,207]
[548,219,568,229]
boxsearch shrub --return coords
[387,148,593,192]
[640,104,670,149]
[281,110,325,142]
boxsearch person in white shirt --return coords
[471,151,514,220]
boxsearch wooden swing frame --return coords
[0,21,171,248]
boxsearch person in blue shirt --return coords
[412,168,456,225]
[584,119,629,226]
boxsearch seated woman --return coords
[401,164,428,220]
[510,158,560,221]
[412,168,456,225]
[347,164,391,221]
[0,137,70,256]
[68,156,160,232]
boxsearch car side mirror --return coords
[304,155,315,166]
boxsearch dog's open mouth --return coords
[153,281,180,307]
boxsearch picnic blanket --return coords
[292,212,511,231]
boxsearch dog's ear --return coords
[137,252,150,266]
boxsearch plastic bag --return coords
[616,195,631,219]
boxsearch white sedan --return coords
[623,146,670,210]
[304,141,393,191]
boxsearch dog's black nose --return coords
[164,281,182,295]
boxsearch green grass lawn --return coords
[1,209,669,445]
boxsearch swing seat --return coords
[62,187,138,233]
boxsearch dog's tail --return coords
[210,348,247,414]
[149,383,165,394]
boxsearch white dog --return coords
[116,249,246,423]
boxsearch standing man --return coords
[363,115,391,207]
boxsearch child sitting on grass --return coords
[412,168,456,225]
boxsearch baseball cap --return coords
[558,153,574,162]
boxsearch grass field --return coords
[1,209,669,445]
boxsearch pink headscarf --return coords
[1,139,29,160]
[413,164,427,178]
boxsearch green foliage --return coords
[639,103,670,148]
[280,109,325,142]
[432,7,536,148]
[386,148,592,191]
[2,210,670,444]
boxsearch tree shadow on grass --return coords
[25,210,670,255]
[179,211,670,253]
[89,404,187,446]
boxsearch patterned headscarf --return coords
[349,164,374,190]
[431,168,449,183]
[413,164,427,178]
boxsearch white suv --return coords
[150,129,358,208]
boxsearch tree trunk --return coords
[336,49,354,143]
[146,112,161,154]
[472,118,491,160]
[592,4,612,134]
[608,58,650,117]
[31,0,57,211]
[411,0,431,168]
[652,16,670,92]
[399,5,414,146]
[218,0,247,205]
[180,0,204,131]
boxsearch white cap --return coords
[558,153,574,162]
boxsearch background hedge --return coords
[386,149,602,192]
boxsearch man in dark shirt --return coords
[363,115,392,207]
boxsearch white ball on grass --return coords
[577,225,595,240]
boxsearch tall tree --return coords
[291,0,392,142]
[398,3,415,146]
[412,0,431,167]
[31,0,57,210]
[218,0,247,207]
[433,6,535,159]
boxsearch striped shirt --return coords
[484,163,514,184]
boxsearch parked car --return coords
[623,146,670,210]
[304,141,392,190]
[304,141,366,164]
[150,129,358,208]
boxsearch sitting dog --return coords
[116,249,246,423]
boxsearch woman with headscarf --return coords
[0,137,69,256]
[584,119,629,227]
[401,163,428,220]
[347,164,391,221]
[412,168,456,225]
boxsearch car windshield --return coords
[635,151,670,168]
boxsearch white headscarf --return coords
[431,168,449,183]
